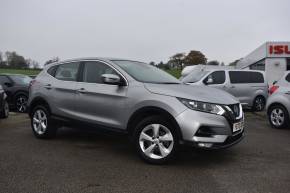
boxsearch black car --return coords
[0,85,9,118]
[0,74,32,112]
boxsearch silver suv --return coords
[267,71,290,129]
[28,58,244,164]
[182,69,268,111]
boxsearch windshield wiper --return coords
[162,82,181,84]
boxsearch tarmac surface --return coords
[0,112,290,193]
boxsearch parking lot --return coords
[0,112,289,193]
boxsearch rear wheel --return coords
[0,100,9,118]
[15,94,28,113]
[31,105,58,139]
[133,116,178,164]
[268,104,290,129]
[252,96,265,112]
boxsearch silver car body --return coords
[182,69,268,108]
[266,71,290,119]
[28,58,244,148]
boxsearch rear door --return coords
[45,62,80,118]
[74,61,128,128]
[227,71,265,105]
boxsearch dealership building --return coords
[237,41,290,84]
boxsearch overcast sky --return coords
[0,0,290,66]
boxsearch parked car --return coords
[0,85,9,118]
[0,74,32,112]
[181,69,268,111]
[266,71,290,129]
[28,58,244,164]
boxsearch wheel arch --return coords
[126,106,183,140]
[28,96,51,117]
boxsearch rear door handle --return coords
[77,88,87,94]
[44,84,52,89]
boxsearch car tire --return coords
[0,100,9,118]
[133,115,178,164]
[268,104,290,129]
[15,94,28,113]
[31,105,58,139]
[252,96,266,112]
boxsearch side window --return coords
[229,71,264,84]
[204,71,225,85]
[285,73,290,82]
[47,65,58,76]
[54,62,80,81]
[82,61,118,84]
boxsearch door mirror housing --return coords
[205,77,213,85]
[101,74,123,86]
[272,80,277,85]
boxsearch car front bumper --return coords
[175,108,244,149]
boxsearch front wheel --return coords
[252,96,266,112]
[268,104,290,129]
[134,116,178,164]
[15,94,28,113]
[31,105,58,139]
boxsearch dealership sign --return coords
[268,44,290,57]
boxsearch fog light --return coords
[198,143,213,148]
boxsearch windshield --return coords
[9,75,32,85]
[182,70,209,83]
[112,60,180,84]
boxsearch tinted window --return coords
[204,71,225,85]
[285,73,290,82]
[47,65,58,76]
[229,71,264,84]
[55,62,79,81]
[0,76,11,85]
[82,61,118,84]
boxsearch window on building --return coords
[249,60,265,71]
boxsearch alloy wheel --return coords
[139,124,174,160]
[270,108,284,127]
[255,97,264,111]
[33,109,48,135]
[16,96,27,112]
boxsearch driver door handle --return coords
[44,84,52,89]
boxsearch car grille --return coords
[228,104,240,118]
[223,103,242,125]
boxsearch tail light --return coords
[269,85,279,95]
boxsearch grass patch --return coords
[0,68,41,75]
[164,68,182,79]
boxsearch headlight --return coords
[177,98,225,115]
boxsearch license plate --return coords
[233,121,244,132]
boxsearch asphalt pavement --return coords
[0,112,290,193]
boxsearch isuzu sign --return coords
[268,44,290,56]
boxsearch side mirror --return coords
[272,80,277,85]
[205,77,213,85]
[101,74,123,85]
[4,82,12,87]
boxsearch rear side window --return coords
[0,76,11,85]
[82,61,118,84]
[54,62,80,81]
[47,65,58,76]
[203,71,226,85]
[229,71,264,84]
[285,73,290,82]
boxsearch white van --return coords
[181,69,268,111]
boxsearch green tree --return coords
[44,57,60,66]
[168,53,185,69]
[229,59,242,66]
[5,51,28,68]
[184,50,207,66]
[149,61,155,66]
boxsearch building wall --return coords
[265,58,286,84]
